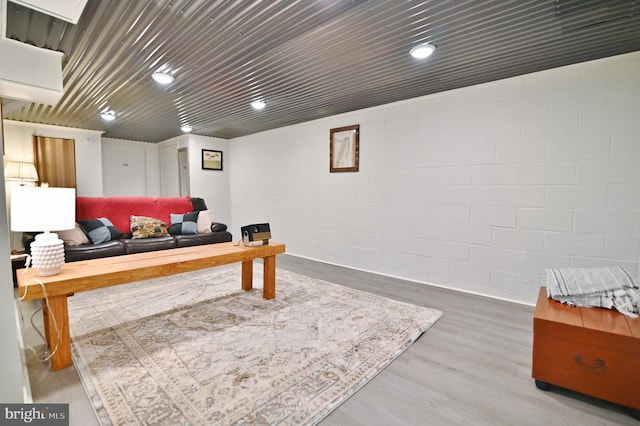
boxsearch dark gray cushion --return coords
[169,211,199,235]
[64,240,126,262]
[174,231,233,247]
[78,218,123,244]
[211,222,228,232]
[123,236,177,254]
[190,197,208,212]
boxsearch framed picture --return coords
[330,124,359,173]
[202,149,223,170]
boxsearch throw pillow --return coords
[130,215,169,239]
[78,218,123,244]
[197,209,214,234]
[55,223,90,246]
[169,211,199,235]
[190,197,208,212]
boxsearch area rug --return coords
[68,265,443,425]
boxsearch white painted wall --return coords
[157,135,230,226]
[186,135,230,228]
[4,127,230,222]
[3,121,103,196]
[102,138,161,196]
[0,117,29,403]
[230,52,640,305]
[3,121,104,251]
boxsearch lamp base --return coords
[30,233,65,276]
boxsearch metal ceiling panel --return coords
[3,0,640,142]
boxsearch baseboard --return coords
[13,297,33,403]
[284,252,536,307]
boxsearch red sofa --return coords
[60,196,232,262]
[76,196,194,234]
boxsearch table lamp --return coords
[4,161,39,184]
[10,186,76,276]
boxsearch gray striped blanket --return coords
[545,266,639,318]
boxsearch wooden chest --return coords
[532,287,640,415]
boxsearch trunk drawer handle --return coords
[575,354,605,370]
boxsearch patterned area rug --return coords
[68,265,443,425]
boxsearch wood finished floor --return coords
[19,254,638,425]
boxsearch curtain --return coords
[33,136,77,188]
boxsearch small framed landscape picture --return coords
[202,149,223,171]
[330,124,359,173]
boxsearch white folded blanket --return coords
[545,266,639,318]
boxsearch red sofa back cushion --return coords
[76,196,194,234]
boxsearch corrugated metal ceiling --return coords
[3,0,640,142]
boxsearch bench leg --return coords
[263,255,276,299]
[242,260,253,291]
[43,295,72,371]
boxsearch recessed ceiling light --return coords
[152,71,174,85]
[251,100,266,110]
[180,125,192,133]
[409,43,436,59]
[100,110,116,121]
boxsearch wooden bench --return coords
[532,287,640,418]
[17,241,286,370]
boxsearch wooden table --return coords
[17,241,286,370]
[11,252,28,288]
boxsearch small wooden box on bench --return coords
[532,287,640,417]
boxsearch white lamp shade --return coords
[11,186,76,232]
[4,161,38,181]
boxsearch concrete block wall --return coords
[230,52,640,304]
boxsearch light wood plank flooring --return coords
[18,254,638,425]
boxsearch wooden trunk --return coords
[532,287,640,412]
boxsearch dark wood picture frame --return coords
[330,124,359,173]
[202,149,223,170]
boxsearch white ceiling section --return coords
[10,0,87,24]
[3,0,640,142]
[0,0,88,105]
[0,37,63,104]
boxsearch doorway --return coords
[178,148,190,196]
